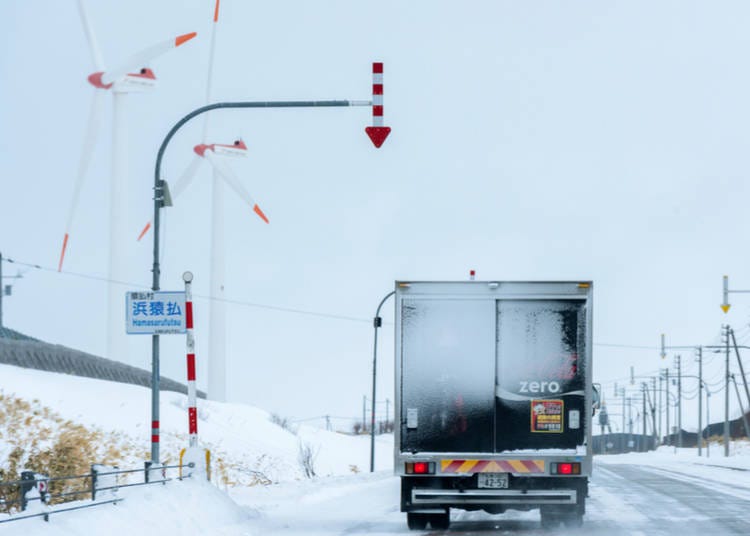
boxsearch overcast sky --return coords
[3,1,750,432]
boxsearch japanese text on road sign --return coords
[126,291,186,335]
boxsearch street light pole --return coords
[370,290,395,472]
[149,96,383,464]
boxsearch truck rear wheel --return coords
[406,513,428,530]
[562,512,583,527]
[429,512,450,530]
[540,510,560,529]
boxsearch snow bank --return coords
[596,441,750,471]
[1,479,253,536]
[0,363,393,487]
[0,362,397,535]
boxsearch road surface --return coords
[235,459,750,535]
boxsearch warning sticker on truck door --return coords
[531,399,564,433]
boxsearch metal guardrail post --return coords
[19,472,34,511]
[91,465,98,501]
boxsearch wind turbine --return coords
[138,0,269,402]
[58,0,197,366]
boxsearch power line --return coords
[594,343,658,350]
[7,255,745,353]
[2,256,372,324]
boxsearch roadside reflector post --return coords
[184,271,198,447]
[181,270,209,480]
[365,62,391,148]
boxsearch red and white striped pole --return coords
[183,271,198,447]
[365,62,391,148]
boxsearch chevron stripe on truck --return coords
[440,459,545,474]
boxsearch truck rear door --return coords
[495,299,587,451]
[401,298,496,453]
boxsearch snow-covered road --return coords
[231,459,750,535]
[6,456,750,535]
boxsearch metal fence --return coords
[0,462,194,524]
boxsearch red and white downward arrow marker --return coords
[365,62,391,148]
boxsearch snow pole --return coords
[372,62,384,127]
[364,62,391,148]
[179,270,210,480]
[184,271,198,447]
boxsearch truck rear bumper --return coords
[411,488,577,506]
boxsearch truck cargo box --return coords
[393,281,594,530]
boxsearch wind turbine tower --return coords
[138,1,269,401]
[59,0,196,366]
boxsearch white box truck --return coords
[394,281,595,530]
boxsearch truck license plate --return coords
[478,473,509,489]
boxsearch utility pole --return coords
[628,397,633,433]
[698,346,703,457]
[0,251,3,328]
[620,387,626,447]
[731,374,750,439]
[730,328,750,413]
[665,369,670,446]
[642,383,647,451]
[0,254,24,330]
[706,388,711,458]
[676,355,682,448]
[646,380,657,446]
[651,377,657,442]
[658,373,663,441]
[386,398,390,428]
[724,324,730,457]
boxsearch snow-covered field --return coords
[2,363,749,535]
[0,363,393,485]
[0,363,393,534]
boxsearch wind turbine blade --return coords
[136,155,203,241]
[137,222,151,242]
[172,154,204,200]
[77,0,105,71]
[202,0,221,140]
[205,152,269,224]
[59,90,105,270]
[101,32,197,86]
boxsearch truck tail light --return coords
[551,462,580,475]
[405,462,435,474]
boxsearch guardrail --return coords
[0,462,194,524]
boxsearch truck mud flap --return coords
[412,488,577,505]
